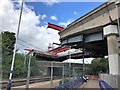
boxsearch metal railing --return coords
[53,76,85,90]
[99,80,113,90]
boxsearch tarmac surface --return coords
[11,78,100,90]
[12,79,60,89]
[80,79,100,89]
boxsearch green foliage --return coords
[2,31,39,79]
[91,58,109,75]
[13,53,27,78]
[2,31,16,56]
[85,69,93,75]
[2,55,12,78]
[2,53,40,78]
[2,31,16,78]
[29,56,40,76]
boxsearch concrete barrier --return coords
[99,74,120,89]
[99,80,112,90]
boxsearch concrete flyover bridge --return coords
[59,2,120,58]
[59,1,120,89]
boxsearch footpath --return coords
[80,79,100,89]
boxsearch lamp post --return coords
[82,47,85,76]
[67,44,77,80]
[82,36,85,76]
[68,46,71,81]
[7,0,24,90]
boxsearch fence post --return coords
[69,62,71,81]
[62,63,64,84]
[73,67,75,80]
[26,53,32,89]
[50,61,53,88]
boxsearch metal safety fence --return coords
[53,76,85,90]
[99,80,113,90]
[2,57,84,89]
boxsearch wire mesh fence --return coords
[25,60,85,88]
[2,53,86,89]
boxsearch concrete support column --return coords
[103,25,120,75]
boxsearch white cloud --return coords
[74,11,78,15]
[12,0,107,3]
[0,0,6,16]
[1,0,60,52]
[59,19,74,27]
[40,14,47,20]
[50,15,57,21]
[22,0,59,6]
[42,0,59,5]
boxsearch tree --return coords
[13,53,27,78]
[2,31,16,56]
[2,31,16,78]
[2,31,40,78]
[91,58,109,75]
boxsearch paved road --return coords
[80,79,100,89]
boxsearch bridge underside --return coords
[34,20,110,61]
[34,37,108,61]
[69,39,108,58]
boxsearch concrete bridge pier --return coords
[100,24,120,89]
[103,25,120,75]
